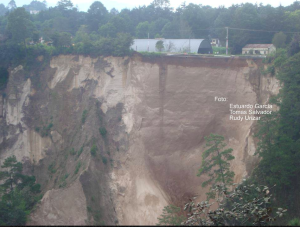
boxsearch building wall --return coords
[242,47,276,55]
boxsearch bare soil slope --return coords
[0,54,279,225]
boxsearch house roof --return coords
[131,39,211,53]
[243,44,274,49]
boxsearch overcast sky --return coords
[1,0,297,12]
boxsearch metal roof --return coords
[243,44,274,49]
[131,39,211,53]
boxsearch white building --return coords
[242,44,276,55]
[30,10,40,15]
[211,38,221,47]
[131,39,213,54]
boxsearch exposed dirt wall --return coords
[0,54,279,225]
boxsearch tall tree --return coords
[57,0,73,11]
[7,0,17,10]
[135,21,150,38]
[151,0,170,9]
[86,1,108,32]
[7,7,34,46]
[197,134,235,196]
[0,4,8,16]
[0,156,41,226]
[272,32,287,48]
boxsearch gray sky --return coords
[1,0,297,12]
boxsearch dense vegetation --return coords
[251,46,300,223]
[1,0,300,60]
[0,156,42,225]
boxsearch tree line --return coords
[1,0,300,56]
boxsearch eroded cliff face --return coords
[0,54,279,225]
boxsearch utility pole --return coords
[148,32,149,52]
[189,36,190,54]
[225,27,229,55]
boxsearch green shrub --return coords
[63,173,69,180]
[288,218,300,226]
[99,127,107,137]
[90,144,97,157]
[212,46,229,55]
[69,148,76,155]
[77,146,84,157]
[0,67,9,90]
[48,162,56,174]
[81,110,88,124]
[59,181,67,188]
[74,161,82,174]
[40,122,53,137]
[47,123,53,130]
[101,156,107,165]
[87,206,92,213]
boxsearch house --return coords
[131,39,213,54]
[242,44,276,55]
[39,37,45,44]
[211,38,221,47]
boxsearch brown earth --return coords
[0,54,279,225]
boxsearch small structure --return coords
[39,37,45,44]
[30,10,40,15]
[211,38,221,47]
[131,39,213,54]
[242,44,276,55]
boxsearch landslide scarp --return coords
[0,54,279,225]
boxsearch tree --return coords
[110,8,119,15]
[0,156,41,226]
[23,0,47,12]
[272,32,287,49]
[112,33,133,56]
[74,25,90,43]
[149,18,169,38]
[0,67,9,90]
[7,0,17,10]
[0,4,8,16]
[135,21,150,38]
[162,21,180,38]
[151,0,170,9]
[0,156,22,194]
[164,40,175,52]
[7,7,34,46]
[32,31,40,43]
[254,50,300,220]
[58,32,72,47]
[181,3,210,38]
[51,32,60,47]
[157,205,185,226]
[288,34,300,56]
[57,0,73,11]
[51,32,72,47]
[155,40,164,52]
[87,1,108,32]
[109,16,129,34]
[197,134,235,195]
[99,22,117,38]
[182,183,286,226]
